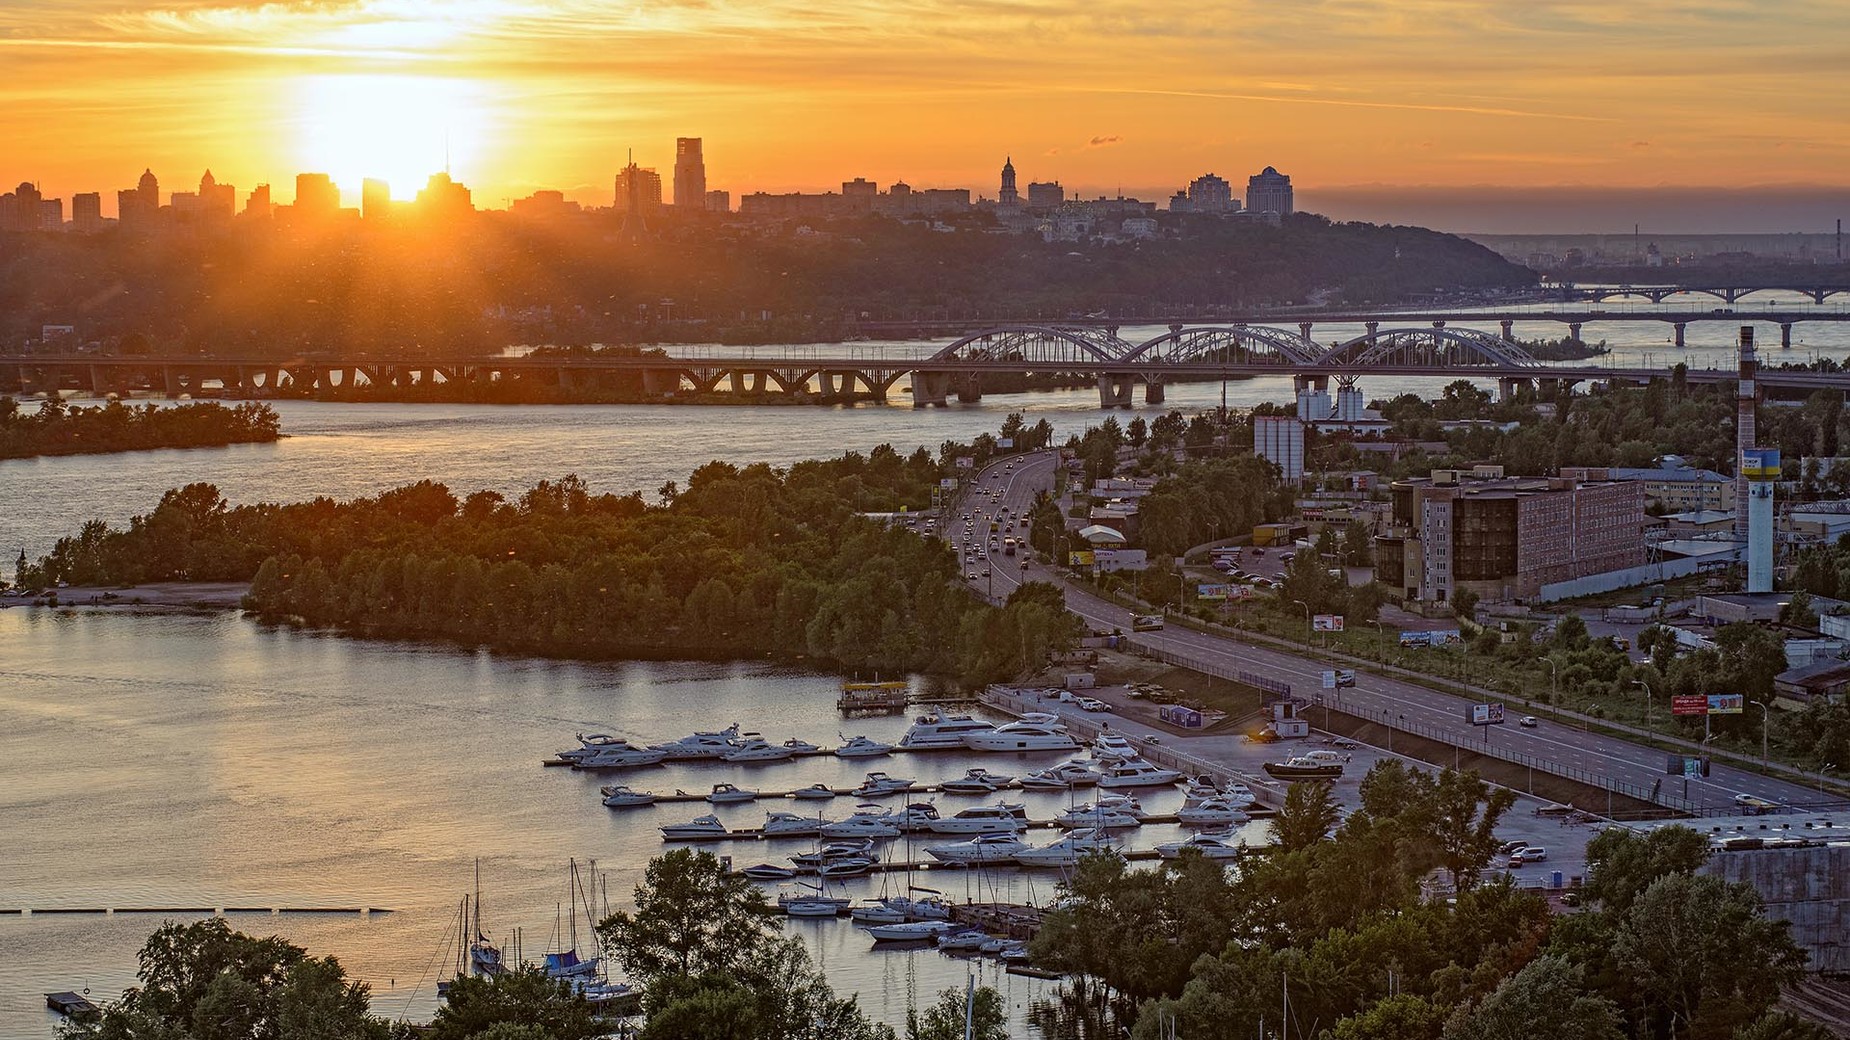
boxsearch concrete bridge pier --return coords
[954,376,983,404]
[1097,374,1135,409]
[642,369,682,396]
[1292,373,1329,394]
[1298,322,1313,341]
[1674,323,1687,348]
[1499,320,1514,343]
[911,371,952,407]
[1568,323,1584,343]
[1143,379,1166,405]
[162,365,183,397]
[1498,376,1532,402]
[1364,321,1379,339]
[1782,323,1794,348]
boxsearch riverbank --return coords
[0,400,282,461]
[3,581,250,611]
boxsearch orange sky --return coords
[2,0,1847,217]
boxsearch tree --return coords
[1127,416,1148,449]
[427,966,599,1040]
[1731,1011,1840,1040]
[1553,614,1590,651]
[1581,826,1710,914]
[1443,956,1622,1040]
[1713,623,1789,702]
[906,985,1008,1040]
[601,851,780,986]
[1327,994,1447,1040]
[1275,780,1340,851]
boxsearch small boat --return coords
[849,899,909,923]
[742,863,798,880]
[899,713,997,750]
[792,783,837,800]
[819,810,900,839]
[706,783,758,804]
[573,978,641,1008]
[834,735,895,758]
[928,804,1028,835]
[1097,760,1185,789]
[1156,833,1244,860]
[866,920,957,943]
[660,814,730,840]
[935,929,991,952]
[817,856,878,879]
[783,737,823,755]
[600,785,657,808]
[1263,756,1344,780]
[792,840,875,867]
[1176,799,1251,827]
[777,883,849,912]
[784,900,843,917]
[925,833,1030,864]
[721,739,795,763]
[940,768,1015,794]
[962,721,1080,753]
[852,772,918,797]
[1090,733,1139,763]
[45,992,101,1020]
[888,802,942,833]
[762,811,825,838]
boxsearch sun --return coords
[289,74,497,205]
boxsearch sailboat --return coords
[543,859,603,982]
[467,860,504,977]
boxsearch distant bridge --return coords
[6,320,1850,409]
[1563,284,1850,305]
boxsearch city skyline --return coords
[1,1,1847,233]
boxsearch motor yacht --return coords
[1013,828,1120,868]
[660,814,730,841]
[1054,800,1143,831]
[834,735,894,758]
[762,811,825,838]
[1021,761,1102,790]
[782,738,823,755]
[1156,833,1244,860]
[963,721,1079,753]
[1220,783,1258,807]
[849,899,908,923]
[865,920,957,943]
[1176,799,1251,827]
[791,840,876,867]
[852,772,918,797]
[649,723,743,760]
[1097,760,1185,789]
[720,739,794,763]
[887,802,942,833]
[816,857,878,879]
[898,713,997,750]
[599,785,657,808]
[557,733,640,763]
[575,743,671,769]
[1090,734,1139,763]
[936,929,991,952]
[928,804,1029,835]
[925,834,1031,864]
[792,783,836,800]
[940,768,1015,794]
[742,863,798,880]
[706,783,759,804]
[819,810,901,839]
[1264,755,1345,779]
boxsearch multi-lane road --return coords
[945,450,1837,816]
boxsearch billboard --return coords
[1399,629,1462,648]
[955,456,975,469]
[1197,584,1231,601]
[1740,448,1781,481]
[1068,551,1095,567]
[997,437,1015,449]
[1313,614,1345,633]
[1707,694,1744,715]
[1467,702,1506,726]
[1671,695,1710,716]
[1321,669,1356,689]
[939,478,958,489]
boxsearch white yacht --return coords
[1054,800,1143,831]
[1020,761,1102,790]
[599,785,657,808]
[742,863,797,881]
[1156,833,1244,860]
[650,723,742,760]
[762,811,825,838]
[558,733,639,763]
[940,768,1014,794]
[865,920,957,943]
[1013,828,1120,868]
[898,713,997,750]
[1219,783,1258,807]
[819,810,901,839]
[792,783,836,800]
[962,721,1079,753]
[660,814,730,841]
[1090,734,1139,763]
[791,840,875,867]
[1176,799,1251,827]
[706,783,758,804]
[925,833,1031,864]
[575,743,671,769]
[1097,760,1185,789]
[887,802,942,833]
[927,804,1029,835]
[834,735,894,758]
[852,772,918,797]
[782,738,823,755]
[720,739,795,763]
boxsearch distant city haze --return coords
[1,1,1846,234]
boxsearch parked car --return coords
[1506,847,1548,867]
[1076,697,1108,712]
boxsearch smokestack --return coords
[1735,325,1756,542]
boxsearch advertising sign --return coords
[1671,695,1710,716]
[1399,631,1432,648]
[1197,584,1231,601]
[939,478,958,489]
[955,456,975,469]
[1068,551,1095,567]
[997,437,1015,449]
[1707,694,1744,715]
[1740,448,1781,480]
[1313,614,1345,633]
[1467,702,1506,726]
[1399,629,1462,648]
[1321,669,1357,689]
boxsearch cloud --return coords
[1086,135,1122,148]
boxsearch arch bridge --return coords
[1575,284,1850,305]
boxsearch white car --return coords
[1076,697,1108,712]
[1507,847,1548,866]
[1519,716,1539,728]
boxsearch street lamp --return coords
[1751,700,1770,768]
[1544,658,1558,706]
[1367,619,1386,663]
[1631,678,1653,726]
[1291,599,1312,649]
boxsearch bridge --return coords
[6,320,1850,409]
[1562,284,1850,305]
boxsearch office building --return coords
[1560,463,1731,512]
[196,170,234,221]
[244,184,272,220]
[1185,173,1236,214]
[0,182,46,230]
[294,173,341,220]
[704,189,730,214]
[1375,471,1645,604]
[674,137,706,209]
[415,172,472,220]
[1254,415,1305,481]
[1245,166,1293,219]
[362,179,392,221]
[117,168,160,228]
[614,161,663,213]
[1027,181,1063,212]
[510,190,581,221]
[72,192,103,233]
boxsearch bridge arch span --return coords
[927,325,1134,365]
[1315,326,1539,370]
[1119,325,1321,367]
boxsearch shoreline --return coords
[4,581,251,611]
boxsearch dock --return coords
[663,809,1276,843]
[46,992,101,1019]
[3,907,393,916]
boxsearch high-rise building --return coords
[415,172,472,220]
[294,173,340,220]
[197,170,235,221]
[1245,166,1293,219]
[614,161,663,213]
[705,189,731,214]
[244,184,272,220]
[673,137,706,209]
[998,157,1020,209]
[1027,181,1063,212]
[1186,173,1236,214]
[362,178,392,221]
[1253,415,1305,481]
[117,168,160,228]
[0,181,44,230]
[72,192,103,233]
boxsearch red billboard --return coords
[1671,695,1709,716]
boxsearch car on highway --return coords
[1076,697,1108,712]
[1519,716,1539,728]
[966,572,979,581]
[1734,794,1779,815]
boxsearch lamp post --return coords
[1751,700,1770,768]
[1291,599,1312,650]
[1631,678,1653,727]
[1368,619,1386,663]
[1544,658,1558,706]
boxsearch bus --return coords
[1003,537,1017,557]
[1131,614,1166,632]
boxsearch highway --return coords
[946,450,1836,816]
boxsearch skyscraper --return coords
[362,178,392,221]
[998,157,1020,209]
[72,192,103,232]
[673,138,706,210]
[197,170,235,221]
[244,184,272,220]
[615,157,663,240]
[1245,166,1294,219]
[294,173,340,220]
[118,168,159,228]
